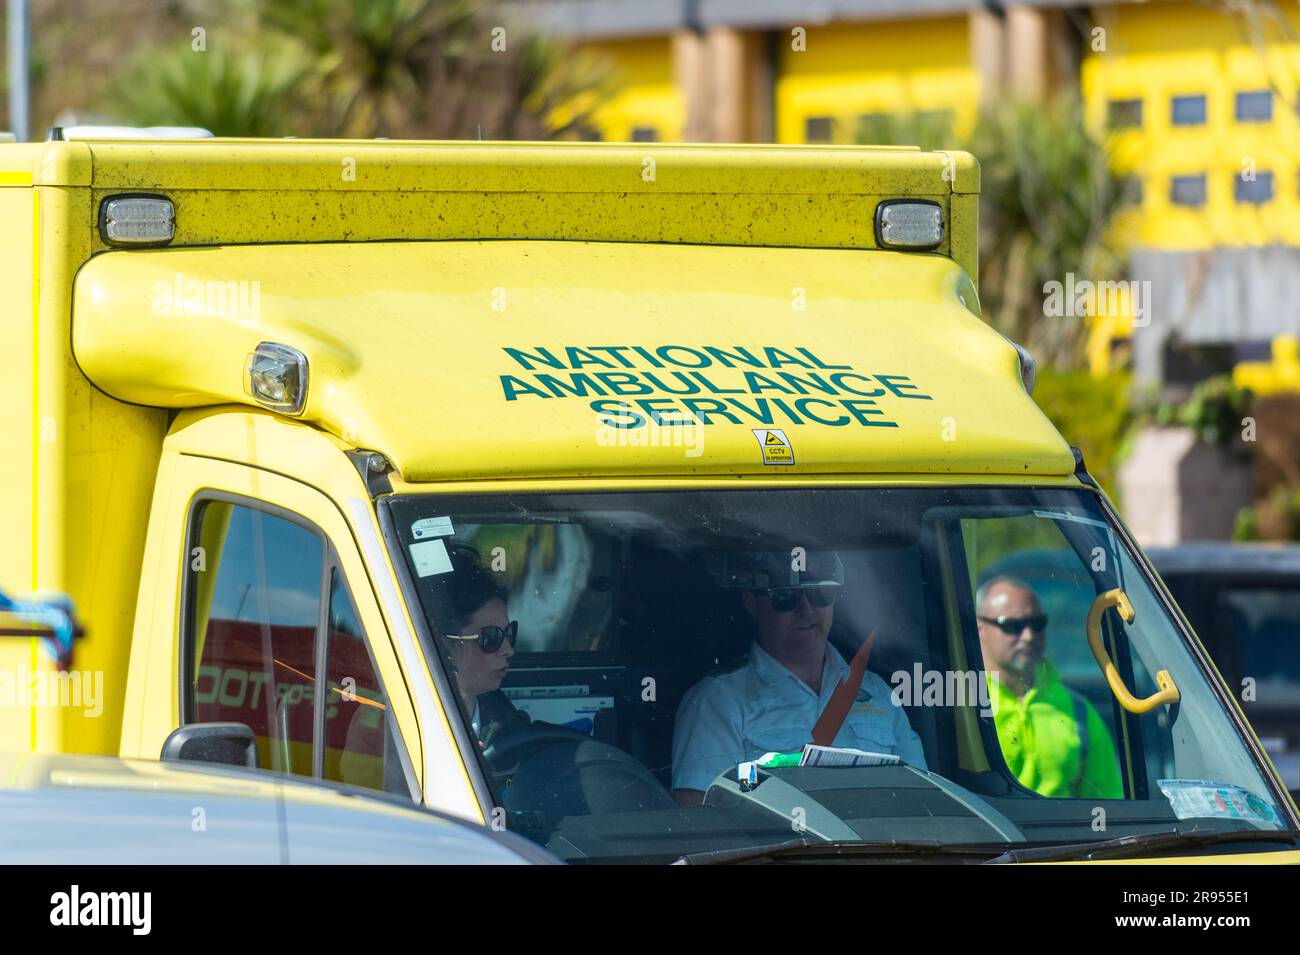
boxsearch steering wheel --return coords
[482,722,593,772]
[482,723,676,837]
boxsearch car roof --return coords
[0,751,552,864]
[1147,543,1300,577]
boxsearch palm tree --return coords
[110,39,313,137]
[857,96,1132,369]
[102,0,606,140]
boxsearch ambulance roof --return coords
[73,239,1075,481]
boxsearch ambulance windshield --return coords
[384,486,1294,863]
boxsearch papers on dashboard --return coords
[799,744,900,768]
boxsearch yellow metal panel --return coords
[0,141,79,184]
[71,240,1069,483]
[0,173,168,757]
[948,190,980,288]
[122,409,480,819]
[385,473,1085,496]
[92,184,945,252]
[1072,850,1300,866]
[69,139,940,193]
[0,187,38,752]
[34,184,168,757]
[18,140,973,253]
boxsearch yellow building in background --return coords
[773,17,980,145]
[581,36,685,142]
[518,0,1299,389]
[1084,1,1300,250]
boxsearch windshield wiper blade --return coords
[986,828,1300,864]
[672,838,1007,865]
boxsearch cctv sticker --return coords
[752,429,794,466]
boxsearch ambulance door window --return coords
[958,513,1128,799]
[322,568,406,795]
[185,499,325,779]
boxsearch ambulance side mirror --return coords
[162,722,259,769]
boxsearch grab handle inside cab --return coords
[1086,589,1180,714]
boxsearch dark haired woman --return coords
[438,550,529,746]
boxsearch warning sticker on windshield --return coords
[753,429,795,466]
[1158,779,1277,823]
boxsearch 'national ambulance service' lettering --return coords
[497,345,931,429]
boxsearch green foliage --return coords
[1151,376,1253,448]
[855,110,958,153]
[100,0,606,139]
[1233,501,1262,541]
[856,96,1133,371]
[1233,486,1300,542]
[111,40,313,137]
[972,98,1132,369]
[962,514,1072,583]
[1030,367,1132,497]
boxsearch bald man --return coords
[976,576,1122,799]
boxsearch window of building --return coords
[1118,175,1144,205]
[630,126,658,143]
[1170,94,1207,126]
[1107,98,1143,128]
[1236,170,1274,204]
[804,116,834,143]
[1235,90,1272,122]
[1169,173,1207,207]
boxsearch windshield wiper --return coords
[985,827,1300,864]
[673,828,1300,865]
[672,838,1009,865]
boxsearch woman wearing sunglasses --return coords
[436,548,527,746]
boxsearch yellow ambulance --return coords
[0,131,1294,863]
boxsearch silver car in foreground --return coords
[0,751,556,864]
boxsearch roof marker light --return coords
[99,195,175,247]
[50,125,213,141]
[875,200,945,250]
[245,343,309,415]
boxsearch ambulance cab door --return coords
[124,454,426,803]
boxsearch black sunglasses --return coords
[447,620,518,653]
[760,587,841,613]
[978,613,1048,635]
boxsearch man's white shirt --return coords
[672,642,927,792]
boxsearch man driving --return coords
[976,575,1122,799]
[671,550,927,806]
